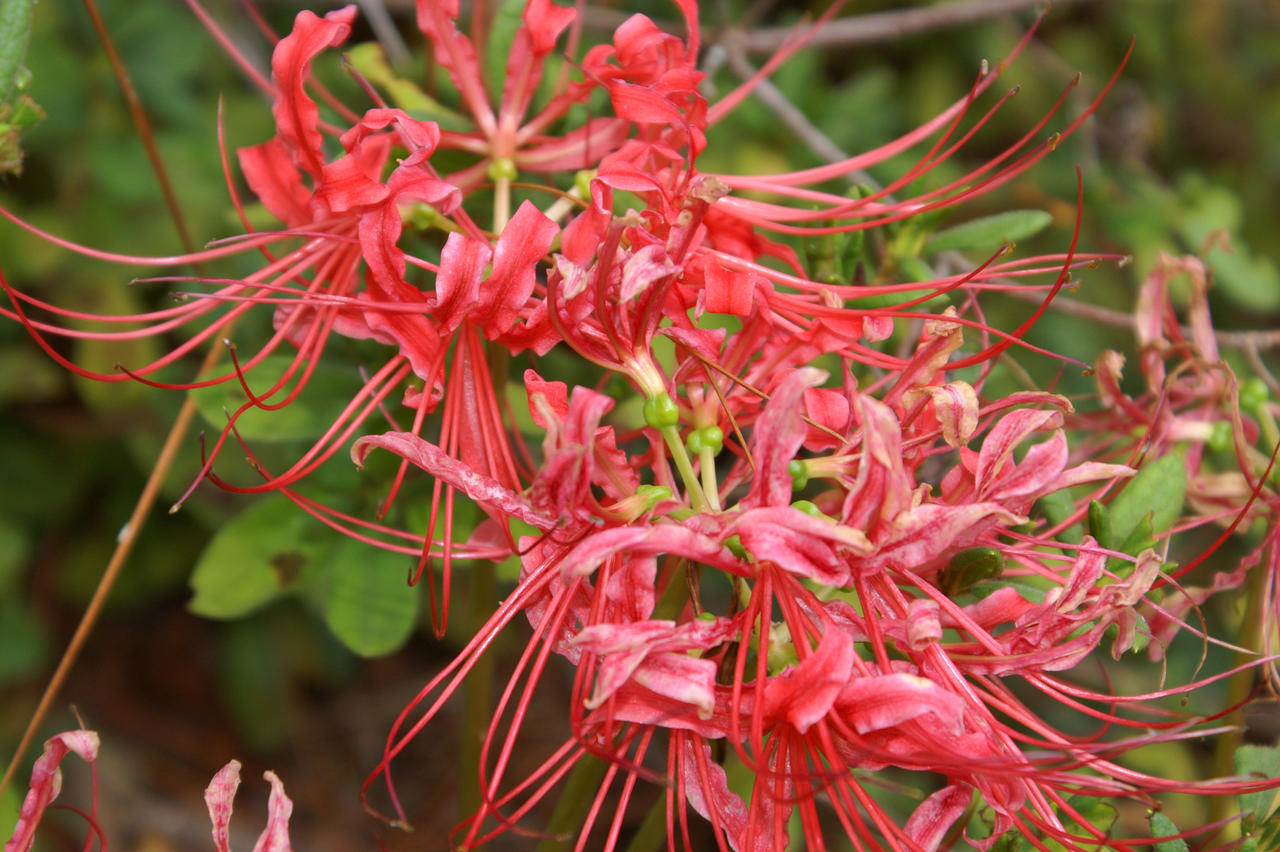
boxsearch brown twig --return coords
[732,0,1096,54]
[0,390,214,797]
[0,0,220,798]
[82,0,199,256]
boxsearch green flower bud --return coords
[643,393,680,429]
[788,459,809,490]
[487,157,518,181]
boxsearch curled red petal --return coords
[271,6,357,181]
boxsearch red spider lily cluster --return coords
[5,2,1280,851]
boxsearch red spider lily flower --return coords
[0,5,557,606]
[9,1,1276,850]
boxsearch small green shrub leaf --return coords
[323,539,419,657]
[926,209,1053,254]
[189,495,332,619]
[1106,454,1186,550]
[1149,811,1187,852]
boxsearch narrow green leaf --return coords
[1149,811,1188,852]
[189,495,333,619]
[941,546,1005,596]
[0,0,35,101]
[1087,499,1113,549]
[323,539,419,657]
[926,209,1053,254]
[188,354,364,443]
[1106,454,1186,547]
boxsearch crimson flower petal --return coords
[270,6,357,181]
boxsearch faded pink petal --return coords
[560,523,741,580]
[5,730,100,852]
[620,244,679,300]
[973,409,1062,496]
[679,738,748,847]
[253,772,294,852]
[733,507,871,586]
[205,760,296,852]
[903,381,979,448]
[206,761,240,852]
[743,367,826,509]
[574,617,736,715]
[905,785,972,852]
[352,431,557,528]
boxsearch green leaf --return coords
[1236,745,1280,832]
[1035,489,1081,543]
[189,495,333,619]
[323,539,419,657]
[926,209,1053,254]
[1148,811,1187,852]
[1105,454,1186,549]
[0,0,34,101]
[1045,797,1115,852]
[1087,499,1114,549]
[188,354,365,443]
[344,42,466,127]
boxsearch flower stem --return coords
[699,445,722,512]
[459,557,497,836]
[660,425,706,512]
[494,173,511,234]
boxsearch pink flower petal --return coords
[352,431,557,528]
[6,730,100,852]
[837,673,965,736]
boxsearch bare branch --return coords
[734,0,1096,55]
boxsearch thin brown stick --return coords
[0,0,217,797]
[82,0,199,255]
[733,0,1095,54]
